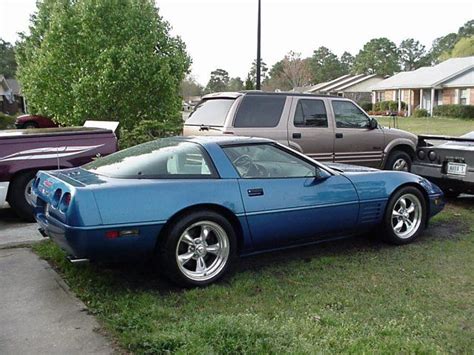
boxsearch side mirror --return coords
[368,118,378,129]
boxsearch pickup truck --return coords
[183,92,418,171]
[0,127,117,221]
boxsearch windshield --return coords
[186,98,235,126]
[83,139,215,179]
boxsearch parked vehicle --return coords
[32,136,444,287]
[15,114,58,129]
[0,127,117,221]
[412,132,474,197]
[183,92,417,171]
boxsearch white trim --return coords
[0,181,9,206]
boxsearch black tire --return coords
[8,171,37,222]
[158,210,237,287]
[385,150,412,171]
[23,122,38,129]
[381,186,427,245]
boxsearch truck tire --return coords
[8,171,37,222]
[385,150,412,172]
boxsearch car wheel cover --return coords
[392,158,409,171]
[391,193,422,239]
[175,220,230,282]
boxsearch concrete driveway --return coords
[0,204,115,354]
[0,203,42,248]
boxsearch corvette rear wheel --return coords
[159,211,236,287]
[382,186,426,244]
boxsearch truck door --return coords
[287,97,335,163]
[331,100,384,168]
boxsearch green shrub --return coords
[374,100,407,112]
[413,108,429,117]
[359,102,373,111]
[119,117,183,149]
[433,104,474,119]
[0,112,17,129]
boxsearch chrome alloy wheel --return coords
[391,193,422,239]
[176,221,230,282]
[392,158,409,171]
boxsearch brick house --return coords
[371,56,474,115]
[0,75,25,115]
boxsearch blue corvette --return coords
[32,136,444,287]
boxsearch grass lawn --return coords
[376,116,474,136]
[33,197,474,354]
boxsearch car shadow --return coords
[88,203,470,294]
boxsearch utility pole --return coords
[256,0,261,90]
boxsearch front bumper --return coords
[35,211,165,262]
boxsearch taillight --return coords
[59,192,71,212]
[52,189,62,207]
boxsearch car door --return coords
[331,100,385,168]
[287,97,335,163]
[222,143,359,250]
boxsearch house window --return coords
[375,91,383,102]
[459,89,468,105]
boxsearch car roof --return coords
[175,135,272,146]
[201,91,345,100]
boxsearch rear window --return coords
[186,98,235,126]
[83,139,216,179]
[233,95,286,128]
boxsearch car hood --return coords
[325,162,379,173]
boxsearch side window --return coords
[294,99,328,127]
[234,95,286,128]
[332,100,370,129]
[223,144,317,178]
[166,145,212,176]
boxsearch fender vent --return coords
[359,201,383,224]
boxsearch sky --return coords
[0,0,473,85]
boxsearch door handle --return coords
[335,133,343,139]
[247,188,264,197]
[292,133,301,139]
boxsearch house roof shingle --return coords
[372,56,474,90]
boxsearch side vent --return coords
[359,201,383,224]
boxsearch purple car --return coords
[0,127,117,221]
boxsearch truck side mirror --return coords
[368,118,378,129]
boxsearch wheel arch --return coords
[384,144,416,169]
[156,203,245,252]
[6,167,67,202]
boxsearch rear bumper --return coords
[412,163,474,193]
[35,211,165,262]
[0,181,9,206]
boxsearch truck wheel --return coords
[8,171,37,222]
[385,150,412,172]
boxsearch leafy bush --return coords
[0,112,17,129]
[374,100,406,112]
[433,104,474,119]
[359,102,373,111]
[119,117,183,149]
[413,108,429,117]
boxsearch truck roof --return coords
[201,90,344,100]
[0,127,113,140]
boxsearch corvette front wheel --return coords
[382,187,427,244]
[159,211,237,287]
